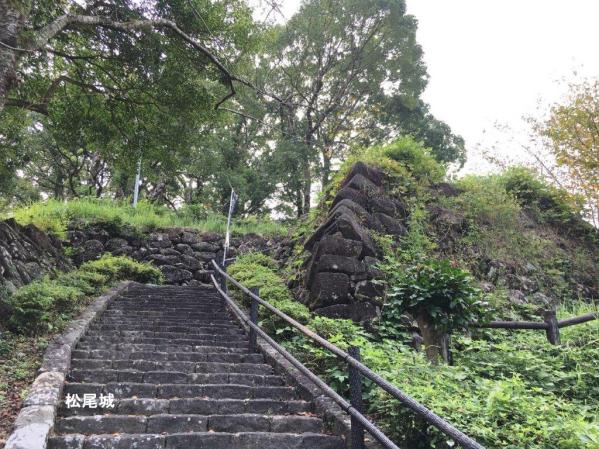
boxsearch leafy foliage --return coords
[534,77,599,226]
[80,255,164,284]
[381,259,489,333]
[227,252,310,336]
[2,256,162,335]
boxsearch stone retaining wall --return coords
[0,219,70,301]
[302,162,408,322]
[68,225,293,285]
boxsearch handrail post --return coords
[349,346,366,449]
[542,310,560,345]
[219,259,228,295]
[249,287,259,353]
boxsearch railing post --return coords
[348,346,365,449]
[219,259,228,295]
[249,287,259,353]
[542,309,560,345]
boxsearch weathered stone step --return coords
[108,306,228,313]
[64,382,297,400]
[68,369,283,386]
[48,432,344,449]
[74,343,251,354]
[79,333,248,344]
[71,350,264,364]
[97,317,236,326]
[59,397,311,417]
[71,359,273,375]
[55,413,323,435]
[87,324,243,334]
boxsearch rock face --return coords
[302,162,407,322]
[0,219,70,298]
[68,224,293,286]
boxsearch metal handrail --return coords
[211,260,485,449]
[210,275,399,449]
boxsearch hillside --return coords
[228,138,599,448]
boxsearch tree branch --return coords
[24,14,285,108]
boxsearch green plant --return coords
[383,259,488,333]
[80,255,164,284]
[227,253,310,337]
[5,281,85,334]
[8,197,287,237]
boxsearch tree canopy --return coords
[0,0,465,217]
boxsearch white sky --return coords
[262,0,599,175]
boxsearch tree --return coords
[534,78,599,227]
[254,0,463,216]
[0,0,267,205]
[0,0,264,114]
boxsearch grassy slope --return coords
[7,198,287,237]
[274,140,599,448]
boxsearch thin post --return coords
[221,261,228,295]
[249,287,259,353]
[349,346,365,449]
[543,310,560,345]
[133,157,141,207]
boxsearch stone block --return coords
[313,234,362,259]
[310,272,350,307]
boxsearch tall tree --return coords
[534,78,599,226]
[256,0,463,215]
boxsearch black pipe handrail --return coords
[211,260,486,449]
[558,312,598,328]
[210,275,400,449]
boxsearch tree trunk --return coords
[0,1,25,113]
[415,311,450,364]
[321,149,331,189]
[302,162,311,214]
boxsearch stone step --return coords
[87,323,242,333]
[48,432,344,449]
[68,369,284,386]
[71,350,264,364]
[55,413,323,435]
[103,310,231,317]
[64,382,297,400]
[96,317,236,326]
[59,398,311,417]
[80,332,248,344]
[75,343,250,353]
[71,359,273,375]
[107,307,229,314]
[82,330,244,340]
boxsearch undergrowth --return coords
[7,198,287,238]
[2,255,163,335]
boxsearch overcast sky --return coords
[266,0,599,174]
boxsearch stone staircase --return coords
[48,284,344,449]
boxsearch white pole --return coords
[223,189,236,265]
[133,157,141,207]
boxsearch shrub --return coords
[382,259,488,333]
[325,136,446,203]
[59,271,109,296]
[2,256,162,335]
[80,255,163,284]
[227,253,310,337]
[5,281,85,334]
